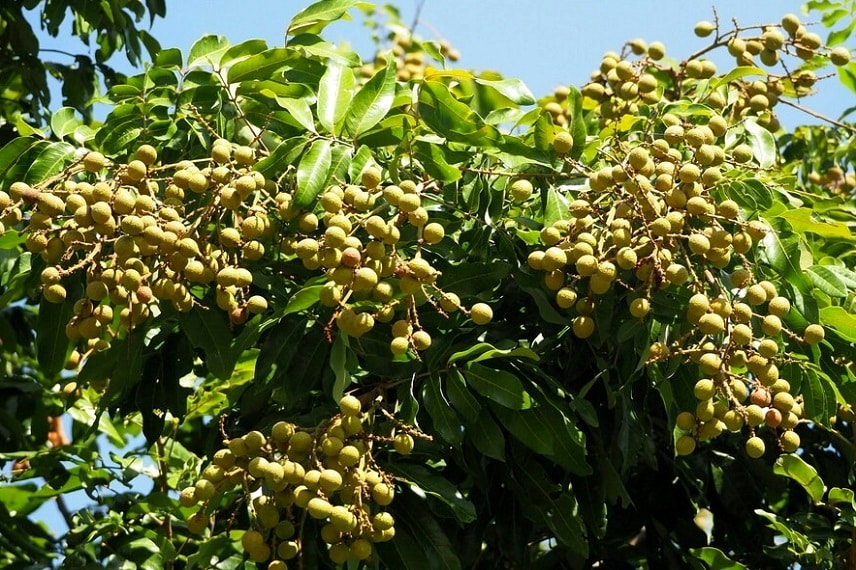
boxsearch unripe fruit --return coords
[694,21,715,37]
[629,298,650,319]
[698,313,725,335]
[361,166,382,189]
[470,303,493,325]
[830,46,851,66]
[693,378,716,400]
[411,330,432,351]
[675,435,696,456]
[761,314,782,336]
[803,324,824,345]
[510,179,534,202]
[572,315,595,339]
[339,394,362,416]
[745,436,765,459]
[552,131,573,154]
[394,433,415,454]
[781,430,800,453]
[83,151,108,172]
[423,222,445,244]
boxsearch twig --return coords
[778,98,856,133]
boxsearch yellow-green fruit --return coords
[423,222,445,244]
[43,283,67,303]
[676,411,696,431]
[289,431,313,452]
[693,378,716,400]
[187,512,210,534]
[698,313,725,335]
[234,146,254,166]
[339,394,362,417]
[307,497,334,519]
[510,179,534,202]
[83,151,109,172]
[361,166,382,189]
[555,287,578,309]
[629,298,650,319]
[745,436,765,459]
[412,330,432,351]
[394,433,415,455]
[830,46,852,66]
[135,144,157,165]
[350,538,373,560]
[470,303,493,325]
[277,541,300,561]
[675,435,696,456]
[781,430,800,452]
[329,544,350,564]
[552,131,574,154]
[372,482,395,506]
[572,315,595,339]
[761,314,782,336]
[803,324,824,345]
[390,336,410,355]
[246,295,268,315]
[767,296,790,317]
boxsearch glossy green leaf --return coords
[807,265,848,297]
[469,409,506,460]
[317,61,356,135]
[389,463,477,523]
[828,487,856,508]
[774,453,825,503]
[418,80,502,146]
[690,547,749,570]
[343,56,396,137]
[437,261,510,296]
[801,367,836,422]
[227,48,291,83]
[36,281,80,378]
[50,107,80,141]
[275,96,316,133]
[187,34,231,67]
[283,284,323,315]
[463,363,529,409]
[294,138,333,209]
[743,118,776,168]
[179,307,237,380]
[24,141,74,184]
[710,65,767,88]
[473,77,535,105]
[777,208,853,240]
[423,372,463,446]
[287,0,361,37]
[444,369,481,423]
[819,306,856,341]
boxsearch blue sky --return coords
[31,0,850,128]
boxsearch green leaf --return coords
[819,306,856,342]
[36,279,81,378]
[330,334,350,403]
[418,80,501,146]
[274,96,316,133]
[774,453,825,503]
[50,107,80,141]
[776,208,853,240]
[283,285,323,315]
[473,77,535,105]
[469,409,506,460]
[413,140,462,182]
[743,118,776,168]
[0,138,40,183]
[317,61,356,135]
[710,65,767,89]
[543,186,567,228]
[294,138,333,209]
[220,39,269,67]
[287,0,361,37]
[227,48,291,83]
[437,261,510,296]
[388,463,477,523]
[179,307,236,380]
[187,34,230,67]
[690,547,749,570]
[343,56,396,137]
[828,487,856,508]
[801,367,836,422]
[24,141,75,184]
[463,363,529,409]
[807,265,848,297]
[444,369,481,423]
[423,372,463,446]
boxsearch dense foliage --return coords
[1,0,856,568]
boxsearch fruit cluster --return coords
[181,396,418,567]
[6,134,495,371]
[359,31,459,83]
[522,96,826,458]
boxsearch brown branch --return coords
[778,98,856,133]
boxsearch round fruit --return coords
[572,315,595,339]
[781,430,800,453]
[339,394,362,416]
[510,179,534,202]
[552,131,574,154]
[394,433,415,455]
[470,303,493,325]
[629,298,650,319]
[675,435,696,456]
[803,324,824,345]
[745,436,765,459]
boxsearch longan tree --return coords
[1,1,856,568]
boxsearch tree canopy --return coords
[1,1,856,568]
